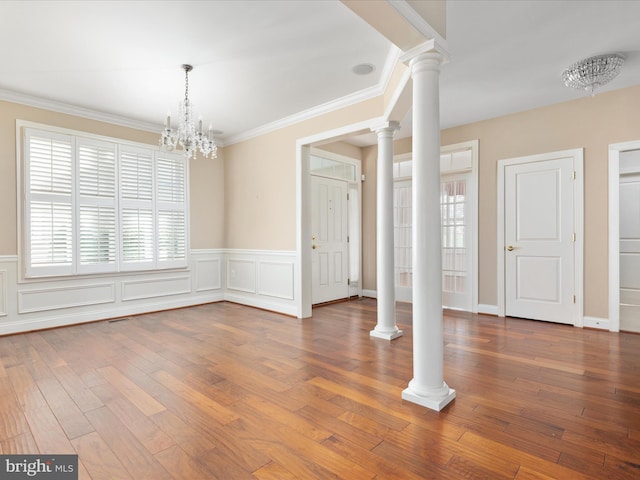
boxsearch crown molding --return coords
[0,46,404,150]
[388,0,449,51]
[0,88,160,134]
[225,46,401,146]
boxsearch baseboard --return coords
[224,292,297,317]
[0,293,225,336]
[583,316,610,330]
[477,304,499,315]
[362,289,377,298]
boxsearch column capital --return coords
[370,120,401,135]
[400,38,450,66]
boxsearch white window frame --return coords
[17,120,190,281]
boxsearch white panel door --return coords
[504,157,575,323]
[620,173,640,332]
[311,175,349,304]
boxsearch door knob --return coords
[312,244,319,250]
[506,245,515,251]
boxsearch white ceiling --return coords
[1,1,639,147]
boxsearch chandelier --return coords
[160,64,217,159]
[562,53,625,96]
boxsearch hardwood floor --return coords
[1,298,639,479]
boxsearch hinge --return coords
[572,171,576,180]
[347,235,350,243]
[347,193,349,201]
[572,233,576,242]
[348,278,351,286]
[573,295,576,304]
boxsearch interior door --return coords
[504,156,575,324]
[311,175,349,304]
[620,172,640,332]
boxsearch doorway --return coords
[498,149,584,325]
[609,142,640,333]
[391,140,478,311]
[309,149,361,305]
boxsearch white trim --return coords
[225,47,401,146]
[362,289,377,299]
[497,148,584,327]
[477,304,499,316]
[2,88,159,133]
[583,316,610,330]
[310,147,363,299]
[388,1,449,50]
[121,276,191,302]
[18,282,116,314]
[0,270,6,317]
[0,294,224,337]
[441,140,479,313]
[390,140,479,313]
[0,249,301,335]
[0,47,405,151]
[608,139,640,333]
[195,258,222,292]
[297,119,380,318]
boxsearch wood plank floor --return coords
[1,299,639,479]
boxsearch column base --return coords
[402,384,456,411]
[370,327,403,341]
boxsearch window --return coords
[23,126,188,278]
[392,144,476,310]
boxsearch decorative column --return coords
[370,121,403,341]
[401,49,456,411]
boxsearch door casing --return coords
[609,140,640,332]
[497,148,584,326]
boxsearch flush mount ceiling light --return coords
[562,53,625,96]
[352,63,375,75]
[160,64,217,159]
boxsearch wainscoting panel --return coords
[224,250,297,317]
[0,249,297,334]
[258,261,294,300]
[227,259,257,293]
[0,250,226,335]
[122,276,191,302]
[0,269,6,317]
[18,282,115,314]
[195,258,222,292]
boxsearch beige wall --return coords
[223,97,382,251]
[0,100,224,255]
[317,141,363,160]
[361,84,640,319]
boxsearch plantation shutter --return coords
[156,153,188,268]
[25,129,74,277]
[119,146,155,271]
[77,138,117,273]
